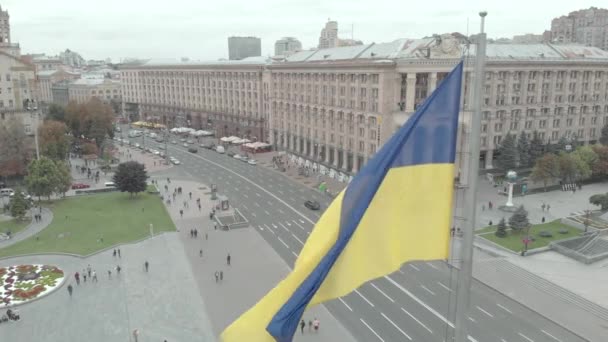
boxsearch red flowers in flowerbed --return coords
[12,285,46,300]
[0,264,65,307]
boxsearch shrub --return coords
[538,231,553,238]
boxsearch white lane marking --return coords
[277,237,289,249]
[292,220,306,230]
[166,146,318,227]
[468,336,479,342]
[258,225,264,231]
[518,332,534,342]
[254,202,260,207]
[278,222,289,232]
[256,192,261,197]
[381,312,412,340]
[291,234,304,245]
[285,221,292,226]
[264,210,270,215]
[243,194,249,198]
[467,316,476,322]
[360,319,384,342]
[299,219,305,223]
[354,289,375,307]
[291,251,298,258]
[496,303,512,314]
[408,264,420,271]
[400,307,433,334]
[278,209,285,214]
[476,306,494,318]
[338,297,353,311]
[398,269,405,275]
[420,285,436,296]
[541,330,562,342]
[371,283,395,302]
[437,281,452,292]
[271,224,278,228]
[242,204,249,210]
[426,262,439,270]
[264,224,272,230]
[251,212,257,217]
[385,276,453,328]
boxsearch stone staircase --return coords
[474,258,608,321]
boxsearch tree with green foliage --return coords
[9,190,28,221]
[47,104,66,122]
[590,194,608,210]
[54,161,72,197]
[112,161,148,197]
[508,205,530,233]
[558,152,592,183]
[517,132,531,168]
[591,145,608,178]
[528,131,545,167]
[25,157,60,201]
[573,145,598,172]
[39,120,71,161]
[548,136,569,154]
[530,153,559,191]
[495,217,508,237]
[496,133,518,170]
[600,123,608,145]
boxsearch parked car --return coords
[171,159,181,165]
[180,138,186,142]
[240,157,249,163]
[226,151,235,157]
[171,140,177,144]
[186,140,194,144]
[216,146,225,154]
[188,147,198,153]
[71,183,90,190]
[248,159,257,165]
[0,188,14,197]
[233,154,242,160]
[304,200,321,210]
[183,143,188,148]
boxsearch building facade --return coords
[550,7,608,50]
[318,21,338,49]
[0,5,10,43]
[67,77,121,105]
[228,37,262,61]
[37,69,80,104]
[0,50,39,134]
[120,35,608,175]
[274,37,302,56]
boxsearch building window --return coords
[539,120,547,128]
[493,135,502,146]
[525,121,533,129]
[494,123,502,132]
[566,118,573,126]
[553,119,560,128]
[551,131,559,141]
[481,124,487,133]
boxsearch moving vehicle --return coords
[71,183,90,190]
[216,146,225,154]
[171,158,181,165]
[233,154,242,160]
[183,143,188,147]
[135,143,140,148]
[304,200,321,210]
[247,159,257,165]
[188,147,198,153]
[104,182,116,188]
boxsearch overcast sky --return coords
[3,0,604,62]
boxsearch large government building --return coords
[119,34,608,176]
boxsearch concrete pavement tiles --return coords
[0,233,215,342]
[0,208,52,249]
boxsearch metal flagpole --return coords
[454,11,487,342]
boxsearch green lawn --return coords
[0,217,31,236]
[477,220,580,252]
[0,191,175,258]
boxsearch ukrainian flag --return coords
[221,61,464,342]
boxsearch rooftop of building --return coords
[72,77,120,86]
[37,69,80,77]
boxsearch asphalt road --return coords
[127,134,586,342]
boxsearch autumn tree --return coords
[65,98,114,149]
[600,123,608,145]
[47,104,66,122]
[592,145,608,178]
[0,117,32,179]
[530,153,559,191]
[39,120,71,161]
[496,133,518,170]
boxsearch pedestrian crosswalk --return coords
[569,210,589,217]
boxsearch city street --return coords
[134,134,589,342]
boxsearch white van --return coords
[216,146,225,154]
[104,182,116,188]
[0,188,14,197]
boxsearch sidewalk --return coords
[0,207,52,249]
[159,178,356,341]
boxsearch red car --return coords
[71,183,90,189]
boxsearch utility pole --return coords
[33,112,40,160]
[454,11,487,342]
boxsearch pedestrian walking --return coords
[67,284,73,297]
[308,320,313,332]
[87,265,92,278]
[205,233,208,240]
[74,272,80,285]
[542,216,546,223]
[92,271,98,283]
[198,203,201,212]
[300,319,306,334]
[108,270,112,279]
[220,271,223,281]
[113,249,117,257]
[199,249,203,257]
[144,261,149,272]
[118,248,121,258]
[116,265,121,275]
[214,223,217,230]
[215,271,219,283]
[547,204,551,211]
[227,253,231,266]
[133,329,139,342]
[189,192,192,199]
[180,209,183,218]
[190,229,193,238]
[542,203,546,211]
[194,229,198,238]
[313,318,320,332]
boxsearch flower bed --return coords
[0,264,65,307]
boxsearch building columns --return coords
[405,73,416,112]
[428,72,437,95]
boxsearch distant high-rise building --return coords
[0,5,10,43]
[318,20,363,49]
[60,49,86,68]
[318,20,339,49]
[228,37,262,60]
[274,37,302,56]
[549,7,608,50]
